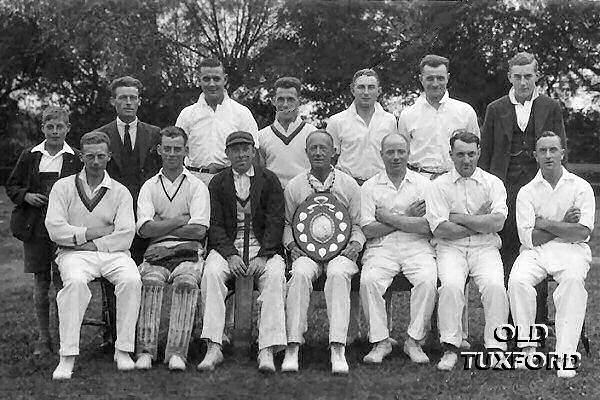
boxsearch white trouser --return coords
[437,244,509,350]
[200,250,287,350]
[360,252,437,343]
[508,244,590,356]
[56,251,141,356]
[286,255,358,345]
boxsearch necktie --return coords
[124,124,132,153]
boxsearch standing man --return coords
[327,68,398,185]
[176,58,259,186]
[283,130,365,374]
[45,131,141,380]
[360,134,437,365]
[198,131,287,373]
[425,131,509,371]
[135,127,210,371]
[508,131,594,379]
[258,77,316,188]
[96,75,161,263]
[480,52,566,321]
[398,55,480,179]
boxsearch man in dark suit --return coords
[96,76,161,263]
[94,76,160,348]
[198,131,286,373]
[480,52,566,322]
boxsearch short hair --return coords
[351,68,380,86]
[419,54,450,73]
[450,129,480,150]
[536,130,563,148]
[109,76,143,97]
[199,58,225,71]
[160,126,188,146]
[274,77,302,96]
[508,52,539,73]
[41,106,69,124]
[380,133,410,152]
[306,129,334,147]
[81,131,111,149]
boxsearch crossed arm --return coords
[139,214,207,241]
[363,199,431,240]
[531,206,590,246]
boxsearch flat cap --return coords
[226,131,254,148]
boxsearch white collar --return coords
[233,165,255,178]
[449,166,484,183]
[156,167,193,182]
[376,169,417,187]
[273,115,303,132]
[198,91,230,107]
[532,167,573,186]
[350,101,383,116]
[79,168,112,190]
[31,141,75,156]
[116,117,138,127]
[418,90,450,107]
[509,87,539,105]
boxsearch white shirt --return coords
[31,141,75,173]
[136,168,211,243]
[361,170,433,259]
[233,165,255,202]
[175,92,258,168]
[258,116,315,188]
[116,117,138,150]
[509,87,540,132]
[327,102,398,181]
[425,167,507,248]
[516,168,595,252]
[79,168,112,198]
[398,92,480,173]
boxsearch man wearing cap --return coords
[327,68,398,186]
[197,131,287,373]
[176,58,259,186]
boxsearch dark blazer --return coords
[95,119,161,196]
[6,146,82,240]
[208,165,284,259]
[480,94,566,181]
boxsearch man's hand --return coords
[177,214,191,225]
[476,201,492,215]
[24,193,48,207]
[562,206,581,223]
[72,241,98,251]
[405,199,426,217]
[86,225,114,241]
[535,216,549,230]
[375,206,396,225]
[227,254,247,278]
[341,241,361,262]
[289,243,308,263]
[246,256,267,277]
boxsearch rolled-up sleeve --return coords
[516,187,536,249]
[188,180,211,227]
[424,181,450,233]
[45,178,87,246]
[346,179,366,247]
[136,180,155,233]
[93,187,135,252]
[576,181,596,232]
[488,176,508,220]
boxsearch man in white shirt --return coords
[508,131,595,379]
[134,127,210,371]
[399,55,480,178]
[282,130,365,374]
[425,130,509,371]
[258,76,316,188]
[176,58,259,186]
[327,68,398,185]
[45,131,142,380]
[360,134,437,365]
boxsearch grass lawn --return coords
[1,187,599,400]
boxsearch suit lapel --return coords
[136,122,150,169]
[499,97,515,142]
[533,96,550,136]
[59,153,78,177]
[249,167,264,218]
[106,121,123,171]
[223,169,237,219]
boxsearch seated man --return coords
[283,130,365,374]
[198,131,287,373]
[134,127,210,371]
[360,134,437,365]
[45,131,141,380]
[425,130,509,370]
[508,131,595,379]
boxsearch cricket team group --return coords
[6,52,595,381]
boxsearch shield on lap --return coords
[292,192,351,262]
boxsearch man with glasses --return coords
[46,131,141,380]
[176,58,259,186]
[327,68,398,186]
